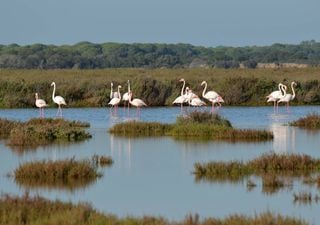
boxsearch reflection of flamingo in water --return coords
[128,91,147,116]
[51,82,66,117]
[35,93,48,118]
[266,83,287,110]
[277,81,297,111]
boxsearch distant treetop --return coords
[0,41,319,69]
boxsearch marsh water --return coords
[0,106,320,224]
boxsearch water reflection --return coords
[110,134,132,170]
[269,113,296,153]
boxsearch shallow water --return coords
[0,106,320,224]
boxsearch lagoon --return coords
[0,106,319,224]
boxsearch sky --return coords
[0,0,319,47]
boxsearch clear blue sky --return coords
[1,0,319,47]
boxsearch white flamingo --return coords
[201,81,224,110]
[128,91,147,116]
[172,78,187,111]
[122,80,131,109]
[108,85,122,114]
[266,83,287,109]
[185,87,199,104]
[277,82,297,110]
[110,82,120,99]
[189,97,206,107]
[35,93,48,118]
[51,82,66,117]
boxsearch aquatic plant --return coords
[0,118,91,148]
[194,153,320,194]
[293,192,320,204]
[110,112,273,141]
[92,155,114,167]
[0,119,17,138]
[290,113,320,129]
[14,158,102,190]
[109,121,172,136]
[0,193,308,225]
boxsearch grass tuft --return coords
[14,158,104,190]
[0,193,308,225]
[0,118,91,148]
[194,153,320,193]
[290,113,320,129]
[110,112,273,141]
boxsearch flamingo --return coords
[185,87,199,104]
[128,91,147,116]
[201,81,224,111]
[266,83,287,109]
[189,97,206,107]
[35,93,48,118]
[51,82,66,117]
[172,78,187,112]
[122,80,131,109]
[110,82,120,99]
[277,81,297,110]
[108,85,122,114]
[186,88,206,107]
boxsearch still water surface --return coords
[0,106,319,224]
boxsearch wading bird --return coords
[51,82,66,117]
[172,78,187,112]
[277,81,297,110]
[266,83,287,110]
[122,80,131,109]
[35,93,48,118]
[128,91,147,116]
[201,81,224,111]
[110,82,120,99]
[108,85,122,114]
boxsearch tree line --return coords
[0,40,319,69]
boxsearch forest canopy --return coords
[0,40,319,69]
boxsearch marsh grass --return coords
[0,193,308,225]
[0,118,91,148]
[194,153,320,193]
[290,113,320,129]
[0,119,17,138]
[110,112,273,141]
[293,192,320,205]
[14,158,102,190]
[0,68,320,108]
[109,121,172,136]
[92,155,114,167]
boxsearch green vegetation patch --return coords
[109,121,172,136]
[0,118,91,148]
[194,153,320,180]
[110,111,273,141]
[14,158,103,190]
[194,153,320,194]
[290,113,320,129]
[0,193,307,225]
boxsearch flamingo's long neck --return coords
[280,84,287,97]
[291,82,296,99]
[110,83,113,99]
[128,93,132,103]
[180,80,185,96]
[118,86,121,99]
[52,84,56,101]
[128,81,131,93]
[202,82,207,98]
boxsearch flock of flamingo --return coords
[34,79,297,117]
